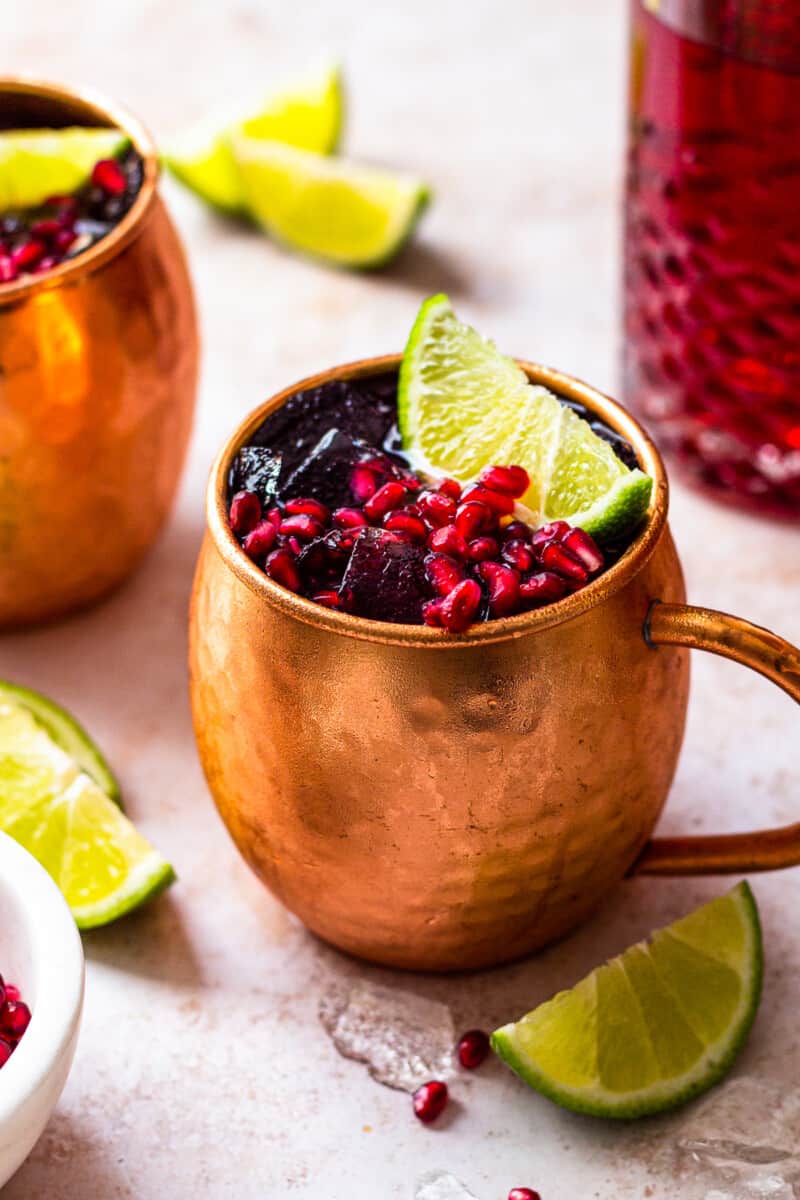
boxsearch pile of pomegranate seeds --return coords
[0,147,143,284]
[0,975,31,1066]
[229,453,606,633]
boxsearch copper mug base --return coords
[0,78,198,630]
[189,358,800,972]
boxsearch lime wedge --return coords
[165,62,344,214]
[398,294,652,542]
[0,680,120,804]
[0,696,174,928]
[0,127,128,209]
[492,883,762,1119]
[231,136,430,268]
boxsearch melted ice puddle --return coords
[319,979,455,1092]
[415,1171,480,1199]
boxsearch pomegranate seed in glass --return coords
[624,0,800,517]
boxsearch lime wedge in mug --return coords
[398,294,652,541]
[0,686,174,928]
[492,882,762,1119]
[0,127,128,209]
[165,62,344,214]
[232,136,430,268]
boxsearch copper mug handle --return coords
[632,600,800,876]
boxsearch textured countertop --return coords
[3,1,800,1197]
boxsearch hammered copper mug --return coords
[0,78,198,629]
[189,356,800,972]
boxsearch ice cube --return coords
[339,527,430,623]
[319,979,455,1092]
[228,446,283,505]
[415,1171,480,1200]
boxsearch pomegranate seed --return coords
[34,255,59,274]
[11,239,45,269]
[477,561,521,617]
[279,514,324,541]
[350,464,378,502]
[91,158,126,196]
[54,228,77,253]
[1,1001,30,1038]
[519,571,567,606]
[422,598,445,627]
[0,255,17,282]
[457,1029,490,1069]
[531,521,571,555]
[540,541,589,583]
[455,501,493,539]
[383,510,428,542]
[428,525,470,560]
[461,484,516,515]
[412,1080,449,1123]
[31,218,62,239]
[265,548,301,592]
[478,464,530,497]
[502,539,535,572]
[284,497,330,524]
[3,985,20,1004]
[439,578,482,633]
[311,590,343,609]
[266,507,283,530]
[333,507,368,530]
[424,553,465,597]
[229,490,262,534]
[416,490,457,528]
[242,520,277,559]
[364,481,407,522]
[502,521,532,543]
[0,1039,12,1068]
[508,1190,541,1200]
[465,536,497,562]
[437,478,463,501]
[287,536,302,556]
[562,528,604,573]
[45,193,78,215]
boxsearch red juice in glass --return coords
[623,0,800,518]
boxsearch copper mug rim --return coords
[0,76,159,308]
[206,354,670,647]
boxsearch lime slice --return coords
[231,135,430,268]
[398,294,652,542]
[0,696,174,928]
[0,680,120,804]
[165,62,344,214]
[0,127,128,209]
[492,882,762,1119]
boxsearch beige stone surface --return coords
[2,0,799,1196]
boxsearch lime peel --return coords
[0,127,128,209]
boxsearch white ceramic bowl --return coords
[0,832,84,1187]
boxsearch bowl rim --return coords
[205,354,670,648]
[0,75,158,308]
[0,831,84,1123]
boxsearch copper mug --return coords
[0,78,198,629]
[189,356,800,972]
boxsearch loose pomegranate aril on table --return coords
[229,490,262,534]
[412,1079,449,1123]
[3,984,20,1004]
[457,1028,491,1069]
[508,1189,541,1200]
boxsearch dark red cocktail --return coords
[624,0,800,517]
